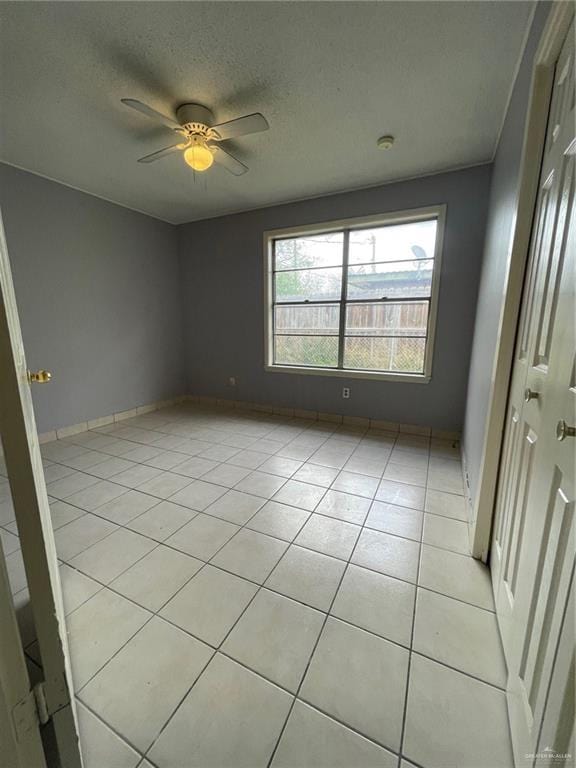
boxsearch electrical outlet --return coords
[342,387,351,399]
[228,377,237,387]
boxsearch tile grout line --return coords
[397,432,430,767]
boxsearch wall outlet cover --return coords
[342,387,351,399]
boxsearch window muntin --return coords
[268,213,441,377]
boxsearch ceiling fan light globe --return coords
[184,144,214,172]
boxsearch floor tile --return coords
[342,456,387,478]
[6,549,28,594]
[66,588,149,689]
[200,463,252,488]
[94,490,159,525]
[403,654,513,768]
[375,479,425,510]
[222,590,324,692]
[169,480,227,511]
[258,456,303,478]
[265,545,346,611]
[160,564,258,646]
[418,544,494,610]
[80,617,213,752]
[54,514,117,561]
[173,456,219,478]
[246,501,310,541]
[423,513,470,555]
[66,480,128,512]
[384,462,427,487]
[76,701,140,768]
[111,545,202,612]
[136,471,192,499]
[331,563,415,646]
[204,489,265,525]
[211,529,288,583]
[144,450,188,471]
[199,444,241,462]
[300,618,408,751]
[165,513,239,560]
[294,514,360,560]
[47,472,101,500]
[425,488,468,521]
[112,465,163,488]
[271,479,326,511]
[70,528,156,584]
[49,500,86,530]
[315,490,371,525]
[331,471,379,498]
[271,700,397,768]
[352,528,420,583]
[0,527,20,555]
[292,463,339,488]
[43,464,76,483]
[427,462,465,495]
[127,500,195,541]
[413,588,506,687]
[365,500,423,541]
[148,654,292,768]
[59,563,102,614]
[235,471,287,499]
[227,450,270,469]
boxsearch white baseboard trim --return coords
[186,394,461,440]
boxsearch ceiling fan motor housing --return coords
[176,103,215,133]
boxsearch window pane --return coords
[346,302,428,337]
[344,337,425,372]
[275,232,344,270]
[275,335,339,367]
[276,305,340,335]
[275,267,342,302]
[347,259,433,300]
[349,219,437,265]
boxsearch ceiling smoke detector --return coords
[377,135,395,150]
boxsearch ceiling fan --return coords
[121,99,269,176]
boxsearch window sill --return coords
[264,364,431,383]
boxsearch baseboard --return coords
[36,395,188,445]
[186,393,461,441]
[27,392,460,448]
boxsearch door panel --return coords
[492,17,575,766]
[0,205,82,767]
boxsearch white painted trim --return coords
[471,2,573,560]
[262,204,446,384]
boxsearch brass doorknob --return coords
[524,388,539,402]
[556,420,576,441]
[27,370,52,384]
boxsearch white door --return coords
[491,19,575,766]
[0,206,82,767]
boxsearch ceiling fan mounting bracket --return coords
[176,103,215,131]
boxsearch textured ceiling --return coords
[0,1,534,224]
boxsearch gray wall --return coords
[0,163,185,434]
[463,3,550,501]
[179,165,492,431]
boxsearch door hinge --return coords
[12,682,50,741]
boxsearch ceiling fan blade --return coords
[137,143,186,164]
[121,98,183,132]
[211,113,269,141]
[212,145,248,175]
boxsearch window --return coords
[264,206,445,381]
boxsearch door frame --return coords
[471,1,574,560]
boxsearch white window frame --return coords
[263,204,446,382]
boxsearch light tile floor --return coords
[1,403,513,768]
